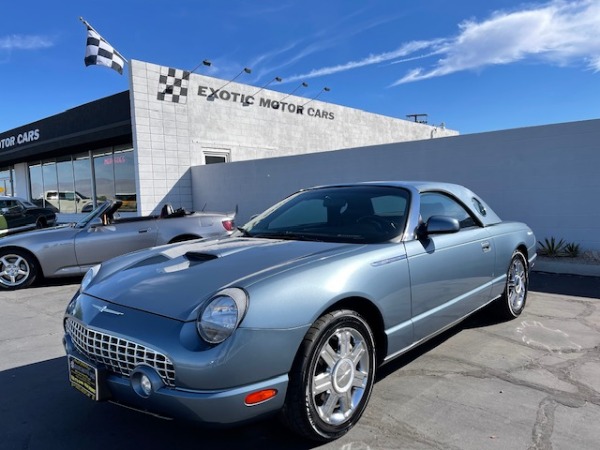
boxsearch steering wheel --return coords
[357,215,395,232]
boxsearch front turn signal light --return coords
[245,389,278,406]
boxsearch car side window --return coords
[420,193,478,229]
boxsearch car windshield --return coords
[75,201,113,228]
[240,185,409,243]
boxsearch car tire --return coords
[497,250,529,319]
[0,249,38,290]
[281,309,376,442]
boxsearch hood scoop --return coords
[129,254,170,269]
[185,252,219,262]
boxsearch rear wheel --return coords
[0,249,38,290]
[281,309,376,442]
[497,251,528,319]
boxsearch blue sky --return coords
[2,0,599,134]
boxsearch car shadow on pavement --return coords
[375,301,500,383]
[34,276,82,289]
[530,272,600,299]
[0,357,319,450]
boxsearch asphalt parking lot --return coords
[1,273,599,450]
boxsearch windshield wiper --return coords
[250,231,327,242]
[236,226,253,237]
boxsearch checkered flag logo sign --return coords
[81,18,126,75]
[157,67,191,104]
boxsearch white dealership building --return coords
[0,59,456,218]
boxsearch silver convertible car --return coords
[63,182,536,442]
[0,200,235,289]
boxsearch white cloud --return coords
[283,40,437,83]
[277,1,600,86]
[255,9,407,84]
[0,35,53,50]
[393,0,600,84]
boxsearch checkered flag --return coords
[81,18,126,75]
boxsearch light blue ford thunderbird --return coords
[63,181,536,442]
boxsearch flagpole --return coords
[79,17,128,64]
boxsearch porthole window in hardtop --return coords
[421,192,479,229]
[472,197,487,216]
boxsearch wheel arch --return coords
[322,296,388,365]
[516,244,529,269]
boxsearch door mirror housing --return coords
[418,215,460,238]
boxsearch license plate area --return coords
[68,356,109,401]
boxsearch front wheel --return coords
[281,309,376,442]
[0,249,38,290]
[497,251,529,319]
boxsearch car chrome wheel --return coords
[282,309,376,442]
[0,251,37,289]
[507,257,527,312]
[310,326,370,425]
[497,251,528,319]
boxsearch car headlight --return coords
[81,264,101,291]
[197,288,248,344]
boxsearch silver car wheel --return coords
[311,326,370,425]
[0,251,37,289]
[281,309,376,442]
[497,251,528,319]
[507,257,526,312]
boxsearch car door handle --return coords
[481,241,491,253]
[138,228,152,233]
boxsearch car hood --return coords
[84,237,363,321]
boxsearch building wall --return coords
[191,119,600,251]
[129,59,457,215]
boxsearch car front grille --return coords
[66,318,175,386]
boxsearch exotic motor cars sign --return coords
[197,85,335,120]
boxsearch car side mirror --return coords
[418,215,460,238]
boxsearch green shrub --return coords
[538,237,566,257]
[564,242,581,258]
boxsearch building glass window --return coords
[93,148,116,203]
[114,146,137,211]
[0,167,14,196]
[42,160,59,201]
[27,146,135,214]
[74,153,93,201]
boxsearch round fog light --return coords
[140,374,152,396]
[131,366,164,398]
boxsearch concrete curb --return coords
[532,257,600,277]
